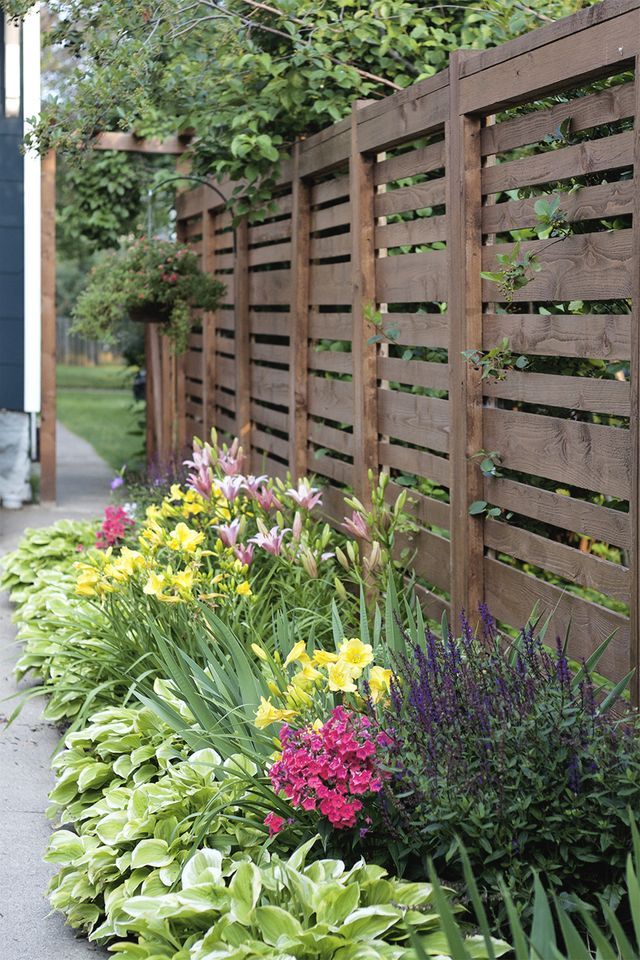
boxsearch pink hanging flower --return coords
[216,518,241,548]
[214,476,245,502]
[342,510,371,542]
[286,479,323,511]
[233,543,254,566]
[254,485,283,512]
[250,524,289,557]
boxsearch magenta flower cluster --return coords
[96,506,134,550]
[267,707,389,831]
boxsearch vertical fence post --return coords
[289,142,311,479]
[40,150,57,503]
[630,53,640,707]
[201,204,217,438]
[447,51,485,626]
[350,102,378,505]
[234,218,251,458]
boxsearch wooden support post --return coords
[629,52,640,707]
[174,216,187,458]
[234,218,251,458]
[447,50,485,626]
[350,103,378,505]
[145,325,157,465]
[289,142,311,479]
[201,207,217,438]
[40,151,56,503]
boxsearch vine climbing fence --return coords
[148,0,640,700]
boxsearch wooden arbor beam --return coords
[92,132,192,155]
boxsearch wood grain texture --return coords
[482,180,634,234]
[374,140,445,186]
[40,151,57,502]
[484,407,630,499]
[376,250,448,303]
[378,389,450,451]
[485,557,629,681]
[447,51,484,622]
[350,104,379,503]
[234,219,251,450]
[629,55,640,705]
[483,370,630,415]
[483,312,630,360]
[378,440,450,488]
[289,143,311,479]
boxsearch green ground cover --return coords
[56,364,144,471]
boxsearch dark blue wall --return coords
[0,19,24,411]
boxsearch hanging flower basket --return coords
[129,302,172,324]
[71,236,226,353]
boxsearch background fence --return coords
[151,0,640,698]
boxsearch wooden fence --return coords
[152,0,640,698]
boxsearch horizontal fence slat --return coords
[484,517,629,600]
[374,177,446,218]
[374,140,445,186]
[308,350,353,375]
[250,401,289,433]
[308,419,354,457]
[378,357,449,391]
[485,557,629,680]
[378,389,450,452]
[308,376,354,421]
[376,249,448,303]
[483,475,630,550]
[483,370,630,415]
[481,231,632,302]
[482,180,635,234]
[386,481,450,531]
[483,406,630,499]
[376,214,447,249]
[378,440,450,488]
[483,312,630,360]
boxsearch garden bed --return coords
[2,432,640,960]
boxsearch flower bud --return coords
[369,540,382,571]
[334,577,347,601]
[335,546,350,571]
[292,511,303,541]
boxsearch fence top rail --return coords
[176,0,639,219]
[459,0,640,78]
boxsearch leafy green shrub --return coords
[372,610,640,920]
[110,837,508,960]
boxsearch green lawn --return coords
[57,364,145,471]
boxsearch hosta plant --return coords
[0,518,97,600]
[110,837,509,960]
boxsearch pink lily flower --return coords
[286,479,323,510]
[184,442,211,472]
[233,543,254,566]
[188,464,212,499]
[342,510,371,542]
[214,475,245,502]
[244,475,268,496]
[255,485,283,512]
[250,524,289,557]
[217,438,245,476]
[216,518,241,548]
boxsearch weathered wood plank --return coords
[308,419,354,457]
[482,131,633,195]
[484,407,630,499]
[481,232,632,302]
[310,261,351,305]
[376,249,448,303]
[234,219,250,447]
[378,357,449,391]
[378,389,450,452]
[308,376,354,421]
[309,349,352,375]
[374,140,445,186]
[374,177,446,218]
[375,215,447,250]
[483,312,630,360]
[485,557,630,681]
[485,518,629,600]
[482,180,634,234]
[483,370,630,416]
[289,145,311,479]
[378,440,450,488]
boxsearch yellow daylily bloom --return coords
[76,570,100,597]
[284,640,311,668]
[143,571,168,599]
[167,522,205,554]
[326,660,358,693]
[368,665,393,703]
[338,637,373,678]
[235,581,252,597]
[254,697,297,730]
[169,484,184,502]
[313,649,339,667]
[172,568,195,594]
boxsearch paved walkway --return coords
[0,423,111,959]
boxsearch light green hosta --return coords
[46,694,266,939]
[0,519,97,600]
[108,838,509,960]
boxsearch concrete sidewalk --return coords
[0,423,111,959]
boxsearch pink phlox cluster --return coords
[268,707,387,830]
[96,505,135,550]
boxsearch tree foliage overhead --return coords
[6,0,593,211]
